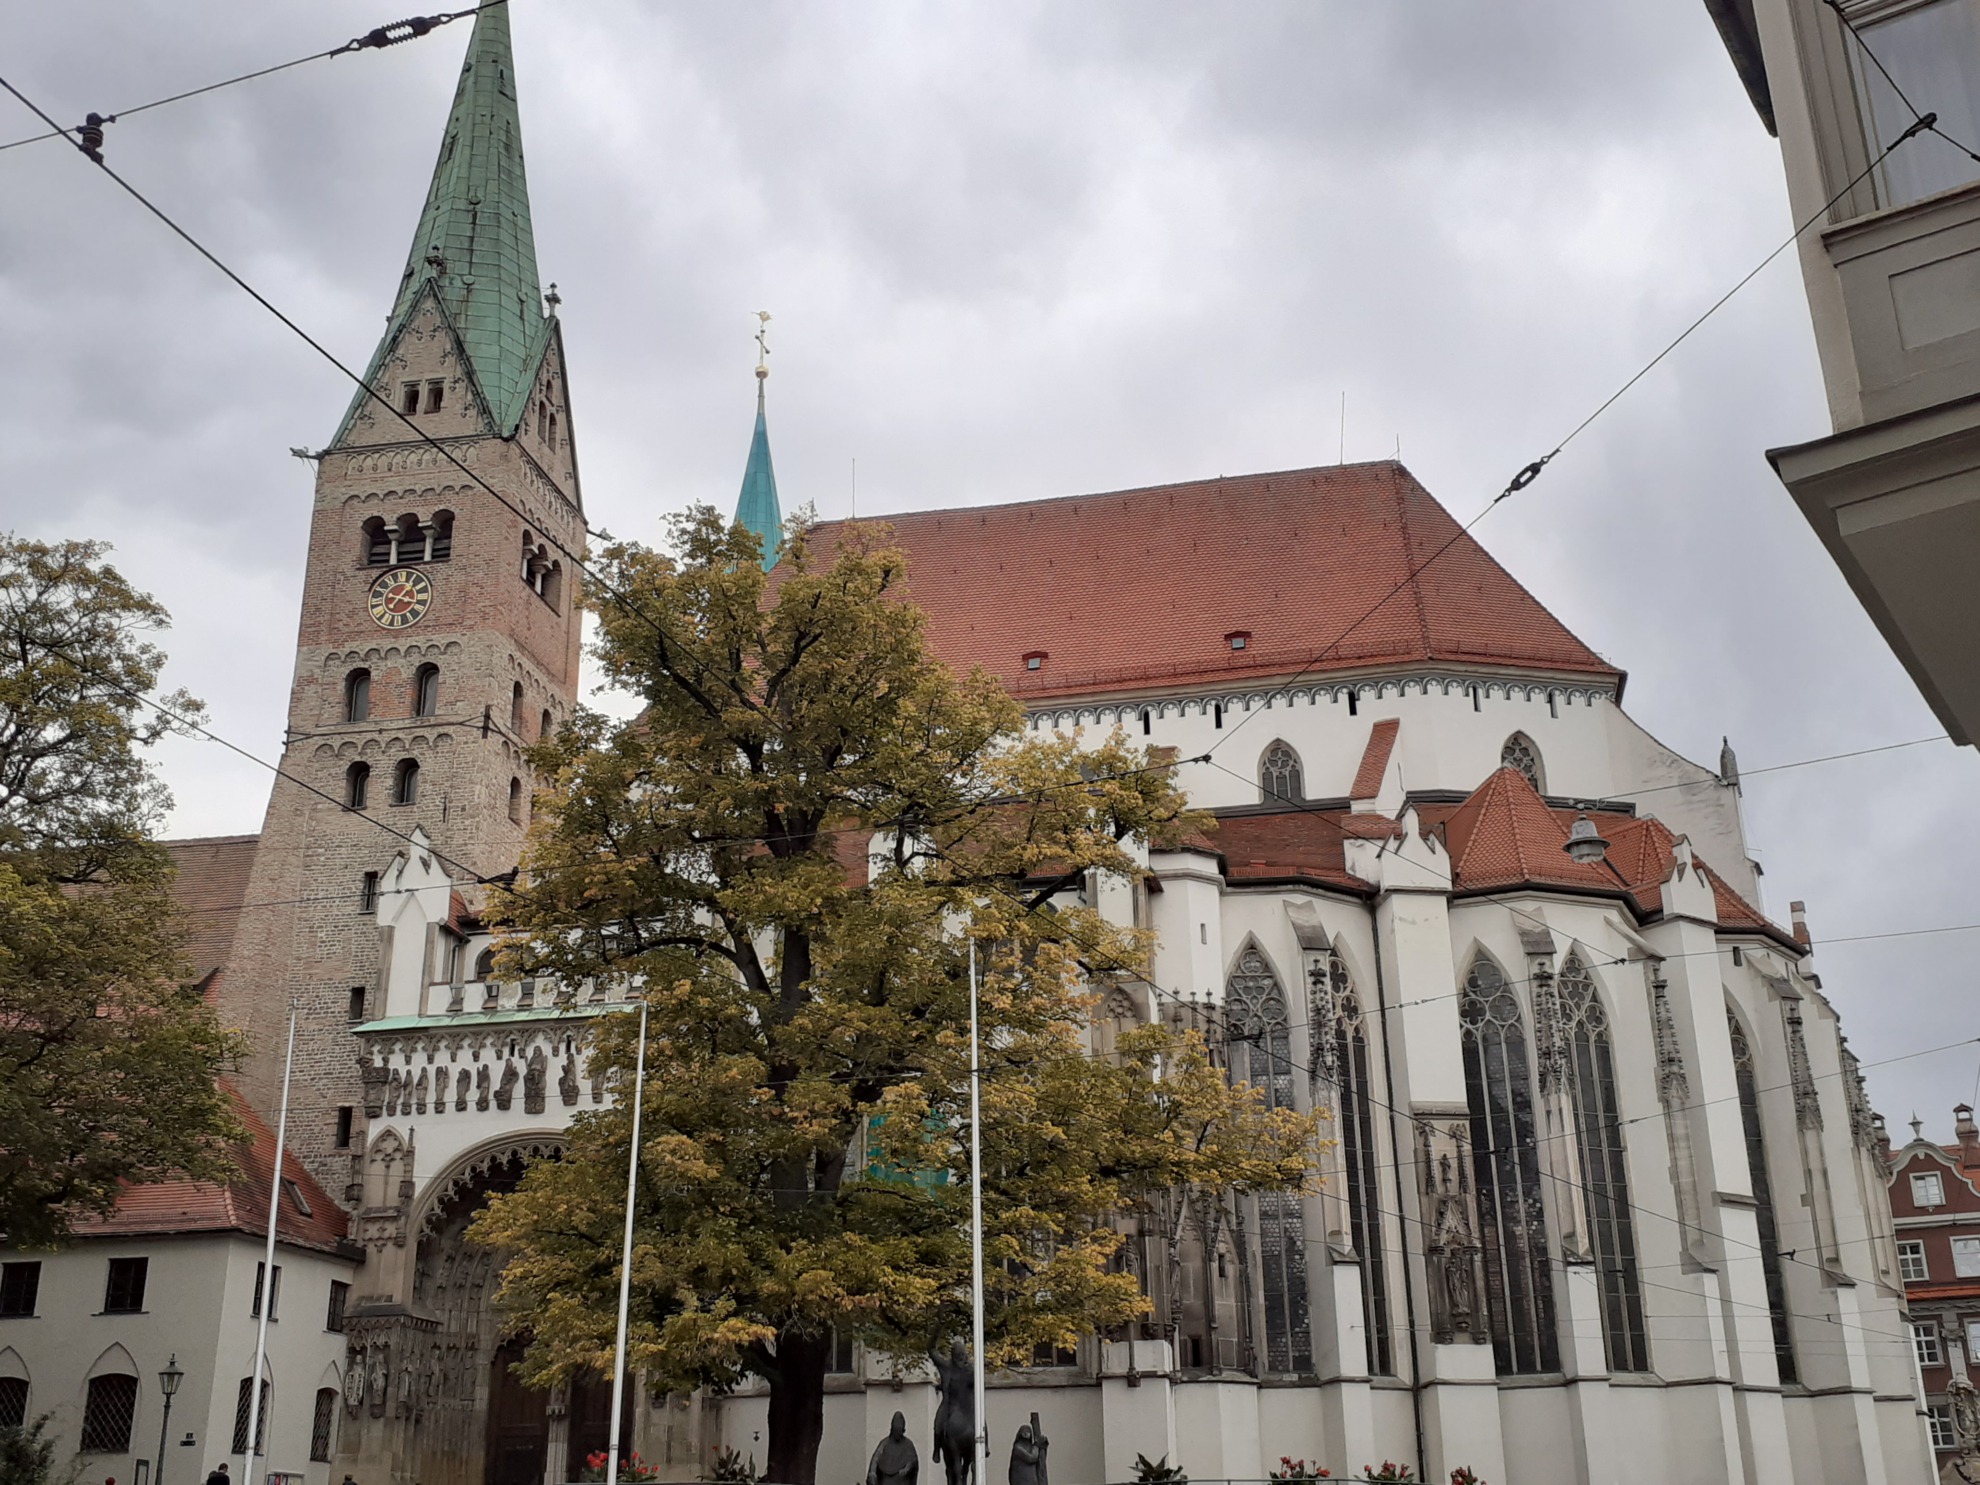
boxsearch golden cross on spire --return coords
[754,310,772,382]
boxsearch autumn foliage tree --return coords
[474,512,1318,1484]
[0,537,242,1246]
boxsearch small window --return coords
[428,510,454,562]
[0,1261,40,1317]
[508,777,524,824]
[1022,651,1046,672]
[327,1281,350,1334]
[251,1261,282,1320]
[348,986,366,1022]
[536,400,549,441]
[474,947,496,981]
[284,1178,312,1217]
[1900,1240,1931,1282]
[363,517,392,567]
[311,1386,339,1462]
[232,1377,269,1455]
[335,1106,354,1149]
[1226,631,1250,651]
[0,1376,25,1430]
[81,1373,138,1453]
[1915,1319,1944,1368]
[828,1329,856,1375]
[345,761,370,810]
[540,708,554,741]
[400,382,421,415]
[1212,702,1224,728]
[1259,740,1303,804]
[360,871,380,914]
[1915,1171,1948,1208]
[103,1256,147,1313]
[541,561,563,612]
[1932,1404,1957,1451]
[1470,685,1481,713]
[424,380,444,414]
[1346,690,1358,717]
[511,681,526,732]
[344,669,371,723]
[393,757,420,806]
[1501,733,1544,792]
[1954,1236,1980,1278]
[547,411,558,446]
[414,664,440,718]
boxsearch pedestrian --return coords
[204,1464,229,1485]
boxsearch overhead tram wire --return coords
[1206,109,1941,760]
[0,4,504,154]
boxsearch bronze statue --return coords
[1008,1414,1047,1485]
[867,1410,919,1485]
[930,1342,975,1485]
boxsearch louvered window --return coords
[1461,956,1559,1375]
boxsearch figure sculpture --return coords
[1008,1414,1047,1485]
[930,1342,976,1485]
[867,1410,919,1485]
[1951,1370,1980,1483]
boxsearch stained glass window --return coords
[1730,1011,1798,1385]
[1501,734,1543,791]
[1226,947,1312,1372]
[1461,955,1559,1375]
[1260,742,1304,805]
[1311,951,1393,1375]
[1558,956,1649,1371]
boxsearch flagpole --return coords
[243,1002,297,1481]
[968,942,988,1485]
[606,998,650,1485]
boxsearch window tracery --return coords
[1308,949,1392,1375]
[1259,741,1304,804]
[1558,955,1649,1371]
[1225,946,1311,1373]
[1460,954,1559,1375]
[1730,1011,1798,1384]
[1501,733,1543,791]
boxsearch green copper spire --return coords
[338,3,546,440]
[735,314,781,569]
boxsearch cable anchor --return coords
[76,111,108,163]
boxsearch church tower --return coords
[220,2,583,1185]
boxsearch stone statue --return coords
[930,1342,975,1485]
[495,1059,518,1111]
[475,1063,491,1110]
[456,1068,471,1111]
[414,1067,429,1114]
[386,1068,403,1117]
[559,1053,580,1107]
[867,1410,919,1485]
[1951,1370,1980,1482]
[523,1048,547,1114]
[1008,1414,1047,1485]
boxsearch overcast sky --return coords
[2,0,1975,1129]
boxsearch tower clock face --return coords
[367,567,433,629]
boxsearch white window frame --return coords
[1914,1171,1948,1207]
[1932,1403,1957,1450]
[1900,1239,1931,1282]
[1916,1318,1944,1368]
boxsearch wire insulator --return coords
[356,15,444,50]
[77,111,107,162]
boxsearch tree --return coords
[474,512,1317,1484]
[0,537,241,1246]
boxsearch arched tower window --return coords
[542,560,563,612]
[344,669,371,724]
[540,708,553,741]
[508,776,524,823]
[1558,955,1649,1371]
[1730,1011,1798,1384]
[344,762,370,810]
[428,510,454,562]
[362,517,392,567]
[510,682,526,733]
[1460,954,1559,1375]
[1501,733,1544,792]
[1309,949,1392,1375]
[1225,945,1311,1373]
[474,947,496,981]
[392,758,419,806]
[1259,740,1303,805]
[414,664,440,718]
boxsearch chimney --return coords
[1958,1104,1979,1168]
[1789,900,1811,948]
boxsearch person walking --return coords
[203,1464,229,1485]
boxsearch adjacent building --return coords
[1705,0,1980,744]
[1887,1106,1980,1468]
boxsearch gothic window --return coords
[0,1376,26,1430]
[345,762,370,810]
[1558,956,1649,1371]
[1259,741,1304,805]
[475,948,497,980]
[345,669,371,723]
[1225,946,1312,1373]
[1460,955,1559,1375]
[392,757,420,806]
[80,1373,137,1453]
[232,1377,269,1455]
[415,664,440,718]
[311,1386,338,1462]
[509,777,524,824]
[1730,1011,1798,1384]
[1501,733,1543,792]
[1309,950,1393,1375]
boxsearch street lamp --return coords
[156,1355,184,1485]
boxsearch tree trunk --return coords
[764,1329,831,1485]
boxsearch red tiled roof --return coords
[74,1085,349,1252]
[1196,811,1368,894]
[1442,768,1624,897]
[812,463,1621,701]
[1350,719,1401,799]
[163,834,259,994]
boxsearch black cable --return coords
[1822,0,1980,167]
[0,4,502,154]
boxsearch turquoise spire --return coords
[335,3,547,442]
[735,317,782,569]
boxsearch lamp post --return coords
[156,1354,184,1485]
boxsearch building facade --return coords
[106,8,1934,1485]
[1706,0,1980,745]
[1887,1107,1980,1470]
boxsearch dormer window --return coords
[1226,631,1250,652]
[400,382,421,415]
[1914,1171,1947,1207]
[1023,651,1046,672]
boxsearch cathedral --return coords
[3,8,1934,1485]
